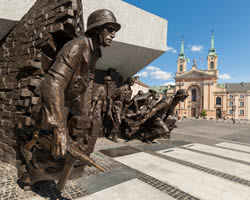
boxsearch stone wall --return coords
[0,0,83,166]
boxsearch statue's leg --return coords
[146,118,168,142]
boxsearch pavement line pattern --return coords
[183,143,250,163]
[157,147,250,183]
[77,179,175,200]
[135,170,199,200]
[146,149,250,188]
[216,142,250,153]
[97,152,200,199]
[173,130,250,146]
[115,152,250,200]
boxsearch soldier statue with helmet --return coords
[123,89,188,142]
[21,9,121,190]
[109,77,135,142]
[141,89,189,142]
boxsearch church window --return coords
[192,89,196,102]
[240,102,244,107]
[216,97,221,105]
[180,65,183,72]
[210,61,214,69]
[240,110,244,116]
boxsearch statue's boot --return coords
[112,133,118,142]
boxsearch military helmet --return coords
[137,90,144,95]
[175,89,188,97]
[149,89,157,94]
[86,9,121,34]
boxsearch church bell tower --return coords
[207,30,218,71]
[177,37,187,73]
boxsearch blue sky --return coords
[123,0,250,86]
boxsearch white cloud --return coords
[219,73,231,80]
[136,71,148,77]
[137,65,173,81]
[162,82,175,86]
[166,46,177,53]
[147,66,159,71]
[190,45,203,52]
[150,70,172,80]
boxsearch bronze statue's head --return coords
[86,9,121,47]
[126,77,135,86]
[137,90,144,96]
[149,89,160,100]
[104,76,112,83]
[175,89,188,102]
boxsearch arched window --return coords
[180,65,183,72]
[216,97,221,105]
[192,89,196,102]
[210,61,214,69]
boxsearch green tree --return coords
[200,109,207,118]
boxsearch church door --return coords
[191,108,196,117]
[216,108,222,118]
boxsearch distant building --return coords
[149,85,175,95]
[169,32,250,120]
[131,76,149,97]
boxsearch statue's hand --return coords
[51,127,68,159]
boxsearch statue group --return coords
[0,1,188,191]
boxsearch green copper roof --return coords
[208,30,216,56]
[149,85,175,93]
[178,36,185,59]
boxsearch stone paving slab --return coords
[158,147,250,181]
[100,146,141,158]
[1,138,250,199]
[114,152,250,200]
[77,179,175,200]
[76,167,138,195]
[184,143,250,163]
[216,142,250,153]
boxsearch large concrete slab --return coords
[158,147,250,181]
[76,168,138,195]
[78,178,174,200]
[100,146,141,158]
[185,144,250,163]
[115,152,250,200]
[216,142,250,153]
[0,0,168,77]
[82,0,167,76]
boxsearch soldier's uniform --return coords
[110,80,133,141]
[23,9,121,183]
[35,35,101,154]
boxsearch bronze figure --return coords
[122,89,188,142]
[21,9,121,190]
[109,77,135,142]
[0,0,188,193]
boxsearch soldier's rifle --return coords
[24,132,104,190]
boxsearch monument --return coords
[0,0,185,191]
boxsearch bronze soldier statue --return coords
[123,89,188,142]
[21,9,121,189]
[141,89,188,142]
[109,77,135,142]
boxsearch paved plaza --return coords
[1,120,250,200]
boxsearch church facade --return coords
[170,32,250,120]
